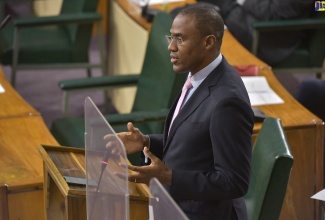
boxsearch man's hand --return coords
[116,147,172,185]
[104,122,145,155]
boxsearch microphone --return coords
[0,15,11,30]
[101,149,110,172]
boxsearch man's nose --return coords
[168,40,177,51]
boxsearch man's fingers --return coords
[128,164,140,173]
[103,133,115,141]
[105,141,123,155]
[127,122,135,132]
[143,147,158,163]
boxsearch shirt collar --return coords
[188,53,223,89]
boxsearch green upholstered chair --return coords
[251,12,325,77]
[244,118,294,220]
[0,0,106,87]
[50,12,186,165]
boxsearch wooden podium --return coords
[38,145,149,220]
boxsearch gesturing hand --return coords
[116,147,172,185]
[104,122,145,155]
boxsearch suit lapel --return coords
[163,59,227,153]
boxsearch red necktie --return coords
[169,77,193,131]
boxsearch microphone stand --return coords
[88,150,110,219]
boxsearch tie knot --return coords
[183,77,193,91]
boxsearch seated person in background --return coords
[294,78,325,122]
[109,4,254,220]
[198,0,315,66]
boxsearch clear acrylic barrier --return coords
[149,178,189,220]
[85,97,129,220]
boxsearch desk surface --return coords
[0,70,58,189]
[0,69,58,220]
[220,31,323,130]
[0,69,58,183]
[0,73,39,119]
[0,116,58,188]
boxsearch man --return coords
[200,0,315,66]
[108,5,254,220]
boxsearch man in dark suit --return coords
[202,0,315,66]
[108,5,254,220]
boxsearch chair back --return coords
[132,12,187,133]
[61,0,100,62]
[244,117,294,220]
[275,13,325,71]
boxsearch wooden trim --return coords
[315,122,325,220]
[0,185,9,220]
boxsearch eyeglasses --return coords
[165,35,184,46]
[165,35,213,46]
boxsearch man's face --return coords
[168,14,208,74]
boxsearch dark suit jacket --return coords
[200,0,315,65]
[148,57,254,220]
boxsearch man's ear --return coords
[205,35,216,50]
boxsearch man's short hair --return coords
[177,4,224,49]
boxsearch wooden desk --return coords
[0,70,58,220]
[0,68,150,219]
[38,145,149,220]
[108,1,324,220]
[0,72,39,118]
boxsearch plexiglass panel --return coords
[85,97,129,220]
[149,178,189,220]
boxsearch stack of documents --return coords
[241,76,284,106]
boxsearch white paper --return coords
[241,76,284,106]
[311,189,325,201]
[0,83,5,93]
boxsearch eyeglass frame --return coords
[165,34,215,46]
[165,35,184,45]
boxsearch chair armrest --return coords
[253,18,325,32]
[104,109,169,125]
[59,74,140,91]
[13,12,102,27]
[251,17,325,54]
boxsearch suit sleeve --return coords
[148,134,164,158]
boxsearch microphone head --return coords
[101,150,110,171]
